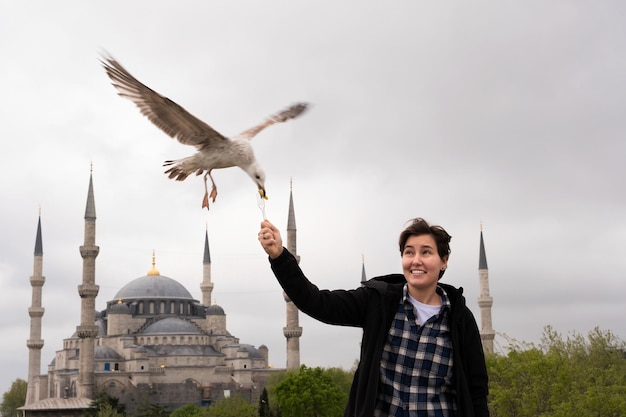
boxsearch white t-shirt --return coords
[408,293,441,326]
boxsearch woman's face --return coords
[401,234,447,298]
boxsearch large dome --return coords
[113,274,194,301]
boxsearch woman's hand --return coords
[258,219,284,259]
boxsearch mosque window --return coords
[149,301,155,314]
[160,301,165,313]
[104,363,110,371]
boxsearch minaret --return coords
[25,212,45,405]
[200,227,214,306]
[284,179,302,369]
[76,170,100,398]
[477,223,495,354]
[360,254,367,286]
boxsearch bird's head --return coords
[247,164,268,200]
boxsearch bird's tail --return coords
[163,159,203,181]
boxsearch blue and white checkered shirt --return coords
[374,285,456,417]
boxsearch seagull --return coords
[101,55,308,209]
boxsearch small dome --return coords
[141,318,201,335]
[235,344,265,359]
[109,301,131,314]
[95,346,124,360]
[113,274,194,301]
[206,304,225,315]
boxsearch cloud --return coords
[1,0,625,397]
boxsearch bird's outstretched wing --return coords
[234,103,309,141]
[101,55,228,149]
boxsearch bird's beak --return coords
[258,187,268,200]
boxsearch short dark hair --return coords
[399,218,452,277]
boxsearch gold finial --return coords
[480,220,483,231]
[90,161,93,174]
[290,177,293,191]
[117,298,123,304]
[147,249,160,276]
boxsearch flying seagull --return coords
[101,55,308,209]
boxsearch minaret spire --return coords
[77,169,100,399]
[200,225,214,306]
[477,222,495,354]
[26,211,45,404]
[360,254,367,286]
[284,178,302,369]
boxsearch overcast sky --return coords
[1,0,625,397]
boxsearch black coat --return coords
[270,248,490,417]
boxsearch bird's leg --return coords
[201,171,210,209]
[208,171,218,202]
[201,171,218,209]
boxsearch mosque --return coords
[19,173,304,416]
[19,173,495,416]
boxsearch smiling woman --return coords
[257,217,489,417]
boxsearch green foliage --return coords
[137,402,170,417]
[97,403,127,417]
[488,326,626,417]
[0,378,27,417]
[169,403,209,417]
[264,370,290,416]
[87,390,126,417]
[258,388,271,417]
[273,365,347,417]
[323,367,353,397]
[206,394,257,417]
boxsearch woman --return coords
[258,217,489,417]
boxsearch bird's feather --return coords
[101,55,228,150]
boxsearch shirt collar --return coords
[402,284,452,310]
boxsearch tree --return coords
[87,390,126,417]
[0,378,27,417]
[274,365,346,417]
[136,402,169,417]
[488,326,626,417]
[323,367,353,398]
[207,394,257,417]
[169,403,209,417]
[97,403,126,417]
[258,388,271,417]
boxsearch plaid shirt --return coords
[375,285,456,417]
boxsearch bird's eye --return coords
[256,175,261,180]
